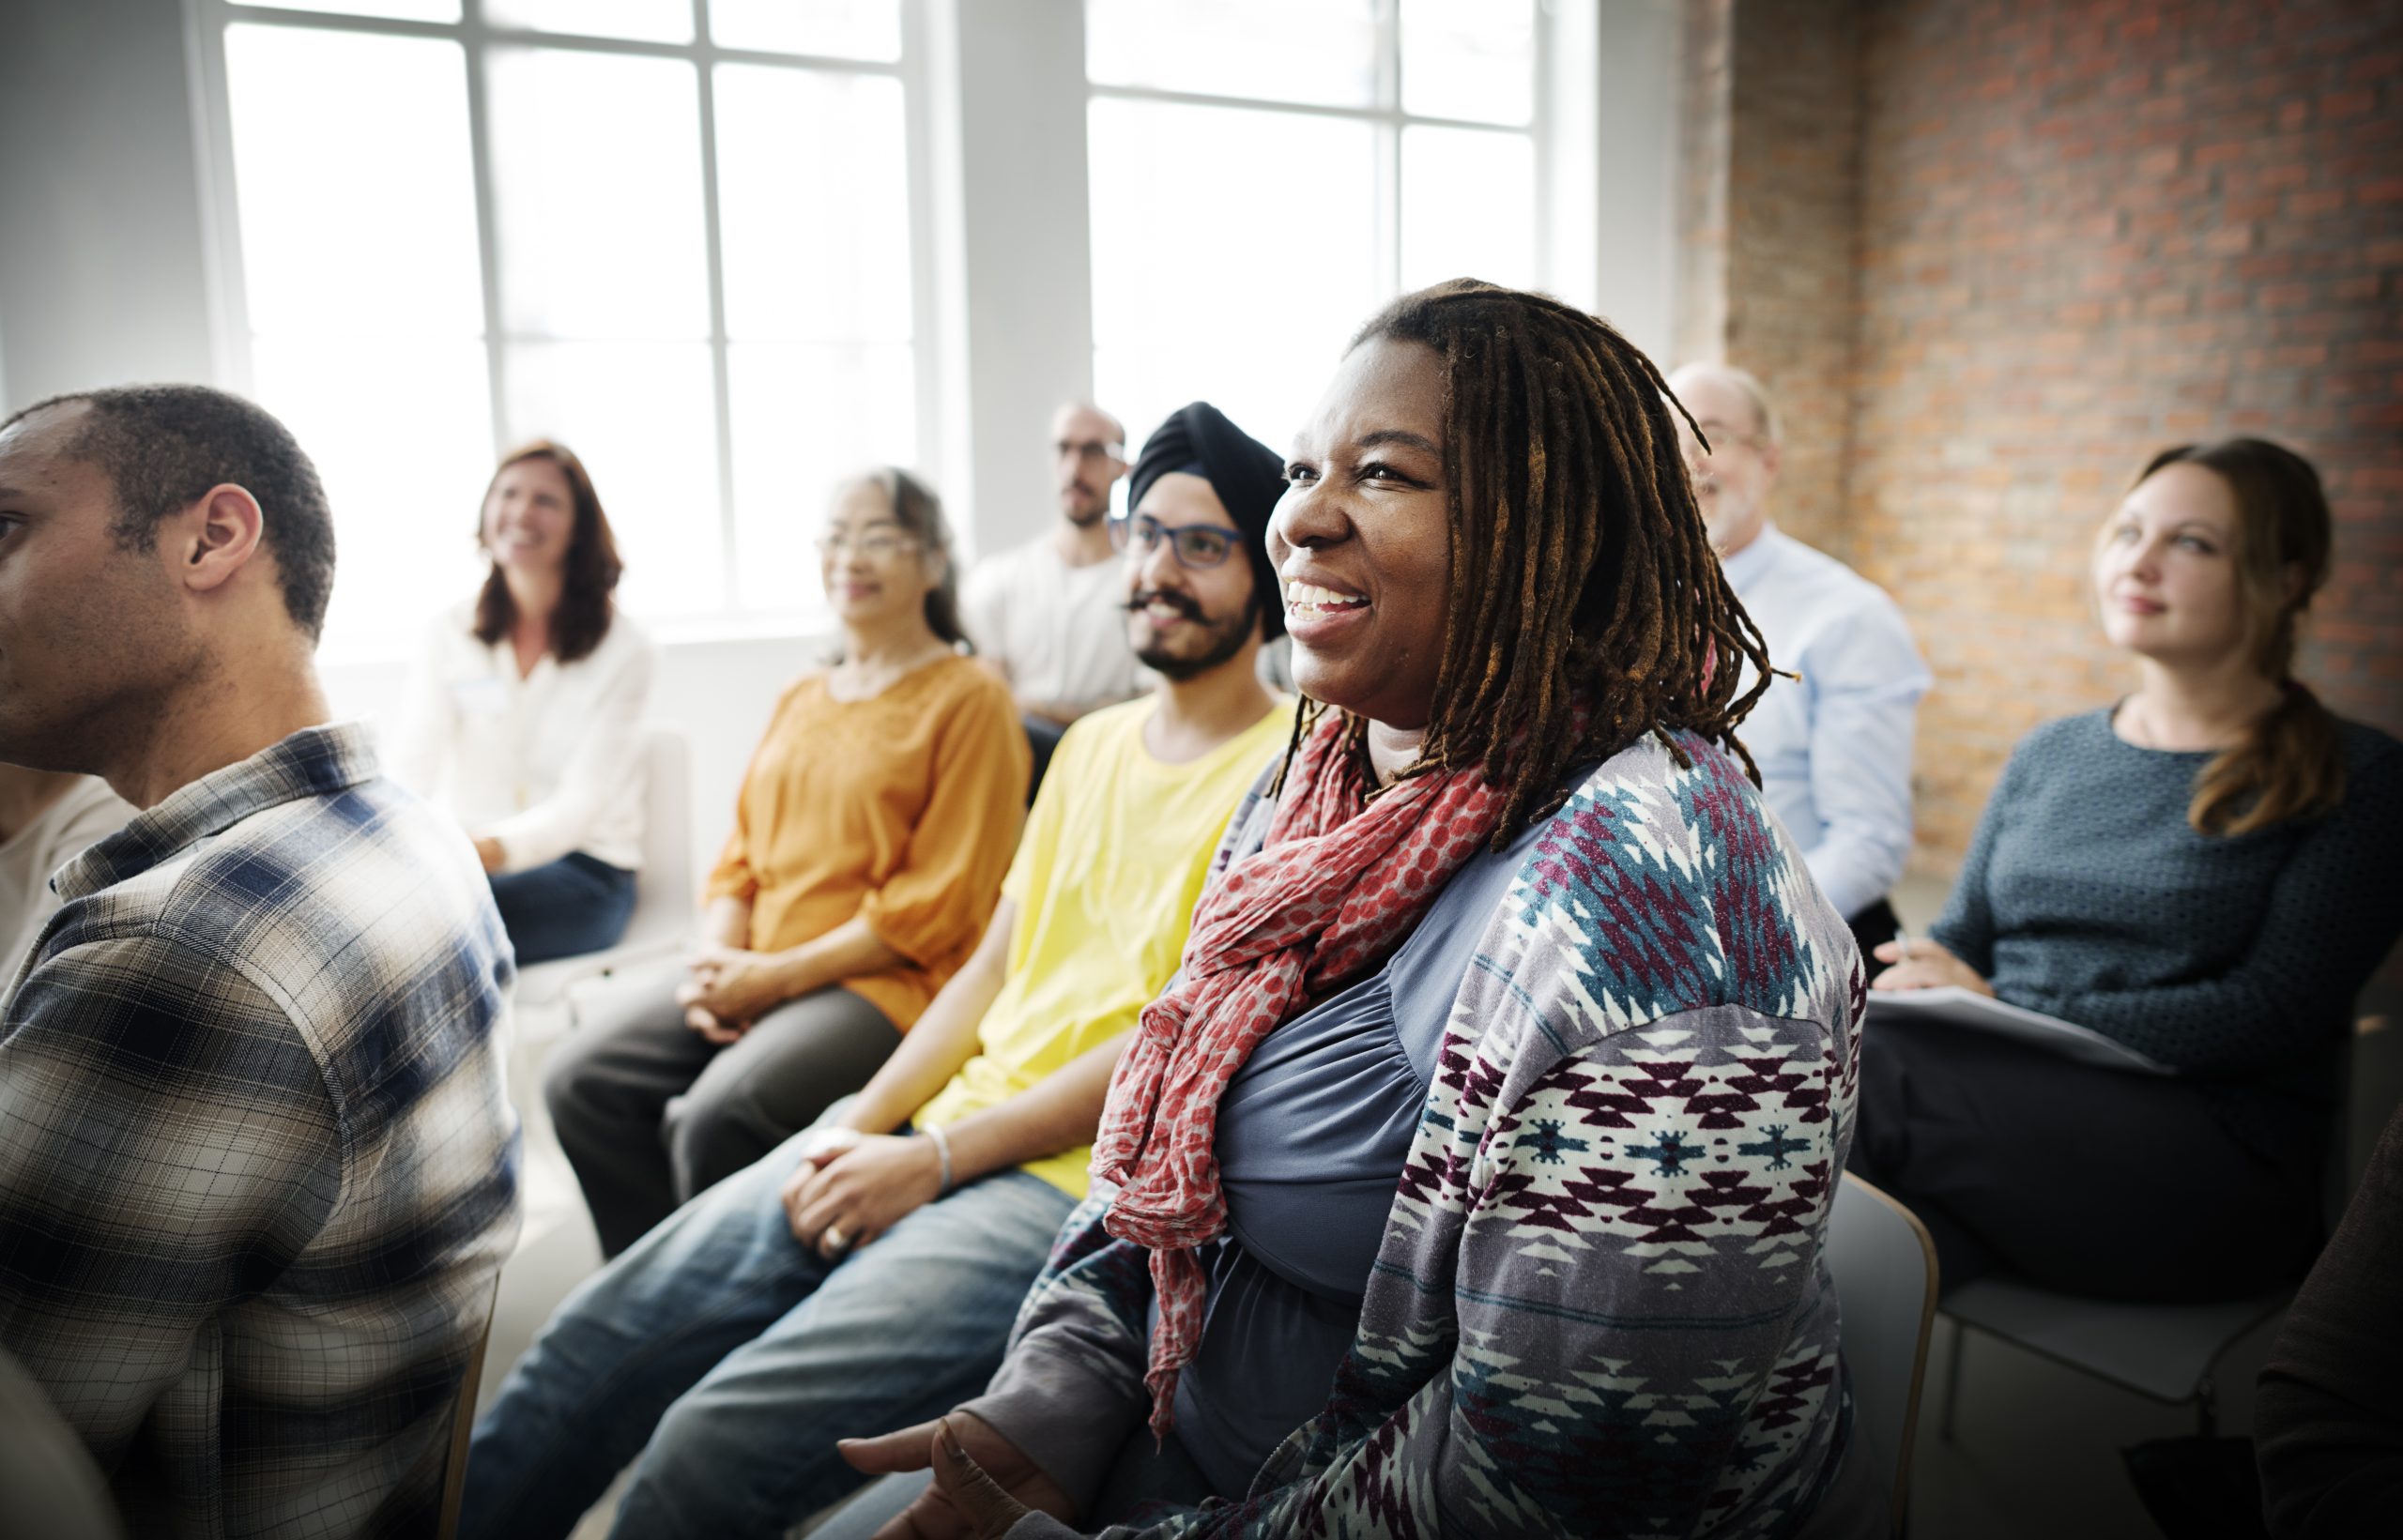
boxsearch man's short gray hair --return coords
[1673,362,1783,446]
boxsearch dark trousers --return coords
[1847,1023,2324,1301]
[1846,896,1902,962]
[489,852,637,967]
[543,975,899,1257]
[1022,714,1066,805]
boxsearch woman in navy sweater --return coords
[1850,437,2401,1301]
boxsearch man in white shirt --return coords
[1669,362,1932,954]
[959,403,1144,793]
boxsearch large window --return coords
[198,1,922,648]
[1086,0,1541,458]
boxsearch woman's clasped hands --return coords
[674,943,789,1043]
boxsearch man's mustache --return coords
[1124,588,1205,621]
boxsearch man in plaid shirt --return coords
[0,387,520,1536]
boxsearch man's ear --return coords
[1758,438,1783,482]
[172,483,268,597]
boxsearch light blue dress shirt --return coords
[1721,524,1931,920]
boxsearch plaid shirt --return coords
[0,724,521,1539]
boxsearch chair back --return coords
[1826,1172,1939,1533]
[0,1346,124,1540]
[624,724,693,953]
[436,1279,501,1540]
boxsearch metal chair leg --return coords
[1939,1319,1967,1441]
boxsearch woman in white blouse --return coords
[393,441,655,965]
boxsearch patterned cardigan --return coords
[963,730,1870,1540]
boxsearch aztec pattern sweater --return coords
[963,730,1869,1540]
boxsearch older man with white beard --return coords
[1670,362,1932,954]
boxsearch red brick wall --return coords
[1852,0,2403,873]
[1722,0,1863,556]
[1676,0,1737,372]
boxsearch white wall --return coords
[931,0,1100,556]
[1551,0,1684,367]
[0,0,217,402]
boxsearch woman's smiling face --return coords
[1269,336,1455,730]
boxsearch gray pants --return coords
[543,974,897,1257]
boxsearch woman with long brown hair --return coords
[393,439,653,966]
[1853,437,2403,1301]
[826,281,1876,1538]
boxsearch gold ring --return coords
[823,1226,848,1253]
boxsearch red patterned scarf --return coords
[1092,712,1506,1438]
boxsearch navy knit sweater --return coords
[1931,709,2403,1152]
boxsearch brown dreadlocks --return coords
[1279,278,1776,847]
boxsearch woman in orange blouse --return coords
[545,469,1029,1257]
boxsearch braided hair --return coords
[1281,279,1775,846]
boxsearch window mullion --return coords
[691,0,741,613]
[460,0,513,462]
[899,0,943,511]
[1529,0,1554,297]
[191,2,256,395]
[1376,0,1401,298]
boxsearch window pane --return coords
[483,0,692,43]
[1086,0,1375,110]
[224,25,482,338]
[1089,98,1377,462]
[504,342,725,615]
[715,67,911,343]
[235,0,459,20]
[249,336,493,648]
[1400,126,1535,294]
[1400,0,1535,125]
[486,49,709,340]
[711,0,901,60]
[726,342,916,614]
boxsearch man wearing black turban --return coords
[1121,402,1289,664]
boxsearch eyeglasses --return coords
[1055,439,1125,465]
[815,528,921,559]
[1108,512,1240,569]
[1687,419,1768,455]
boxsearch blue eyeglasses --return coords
[1107,511,1239,569]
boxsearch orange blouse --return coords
[704,655,1030,1030]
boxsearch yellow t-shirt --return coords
[912,694,1295,1198]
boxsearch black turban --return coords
[1126,402,1288,640]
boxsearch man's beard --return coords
[1061,487,1108,527]
[1130,587,1257,681]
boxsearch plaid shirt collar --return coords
[54,722,381,903]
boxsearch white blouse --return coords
[389,600,655,873]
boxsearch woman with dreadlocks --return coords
[829,281,1876,1540]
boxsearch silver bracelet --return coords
[923,1122,955,1196]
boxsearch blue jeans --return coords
[489,852,636,966]
[462,1128,1077,1540]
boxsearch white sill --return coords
[313,609,838,669]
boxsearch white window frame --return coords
[1081,0,1568,323]
[184,0,949,640]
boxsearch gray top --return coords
[1930,709,2403,1152]
[1158,807,1551,1498]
